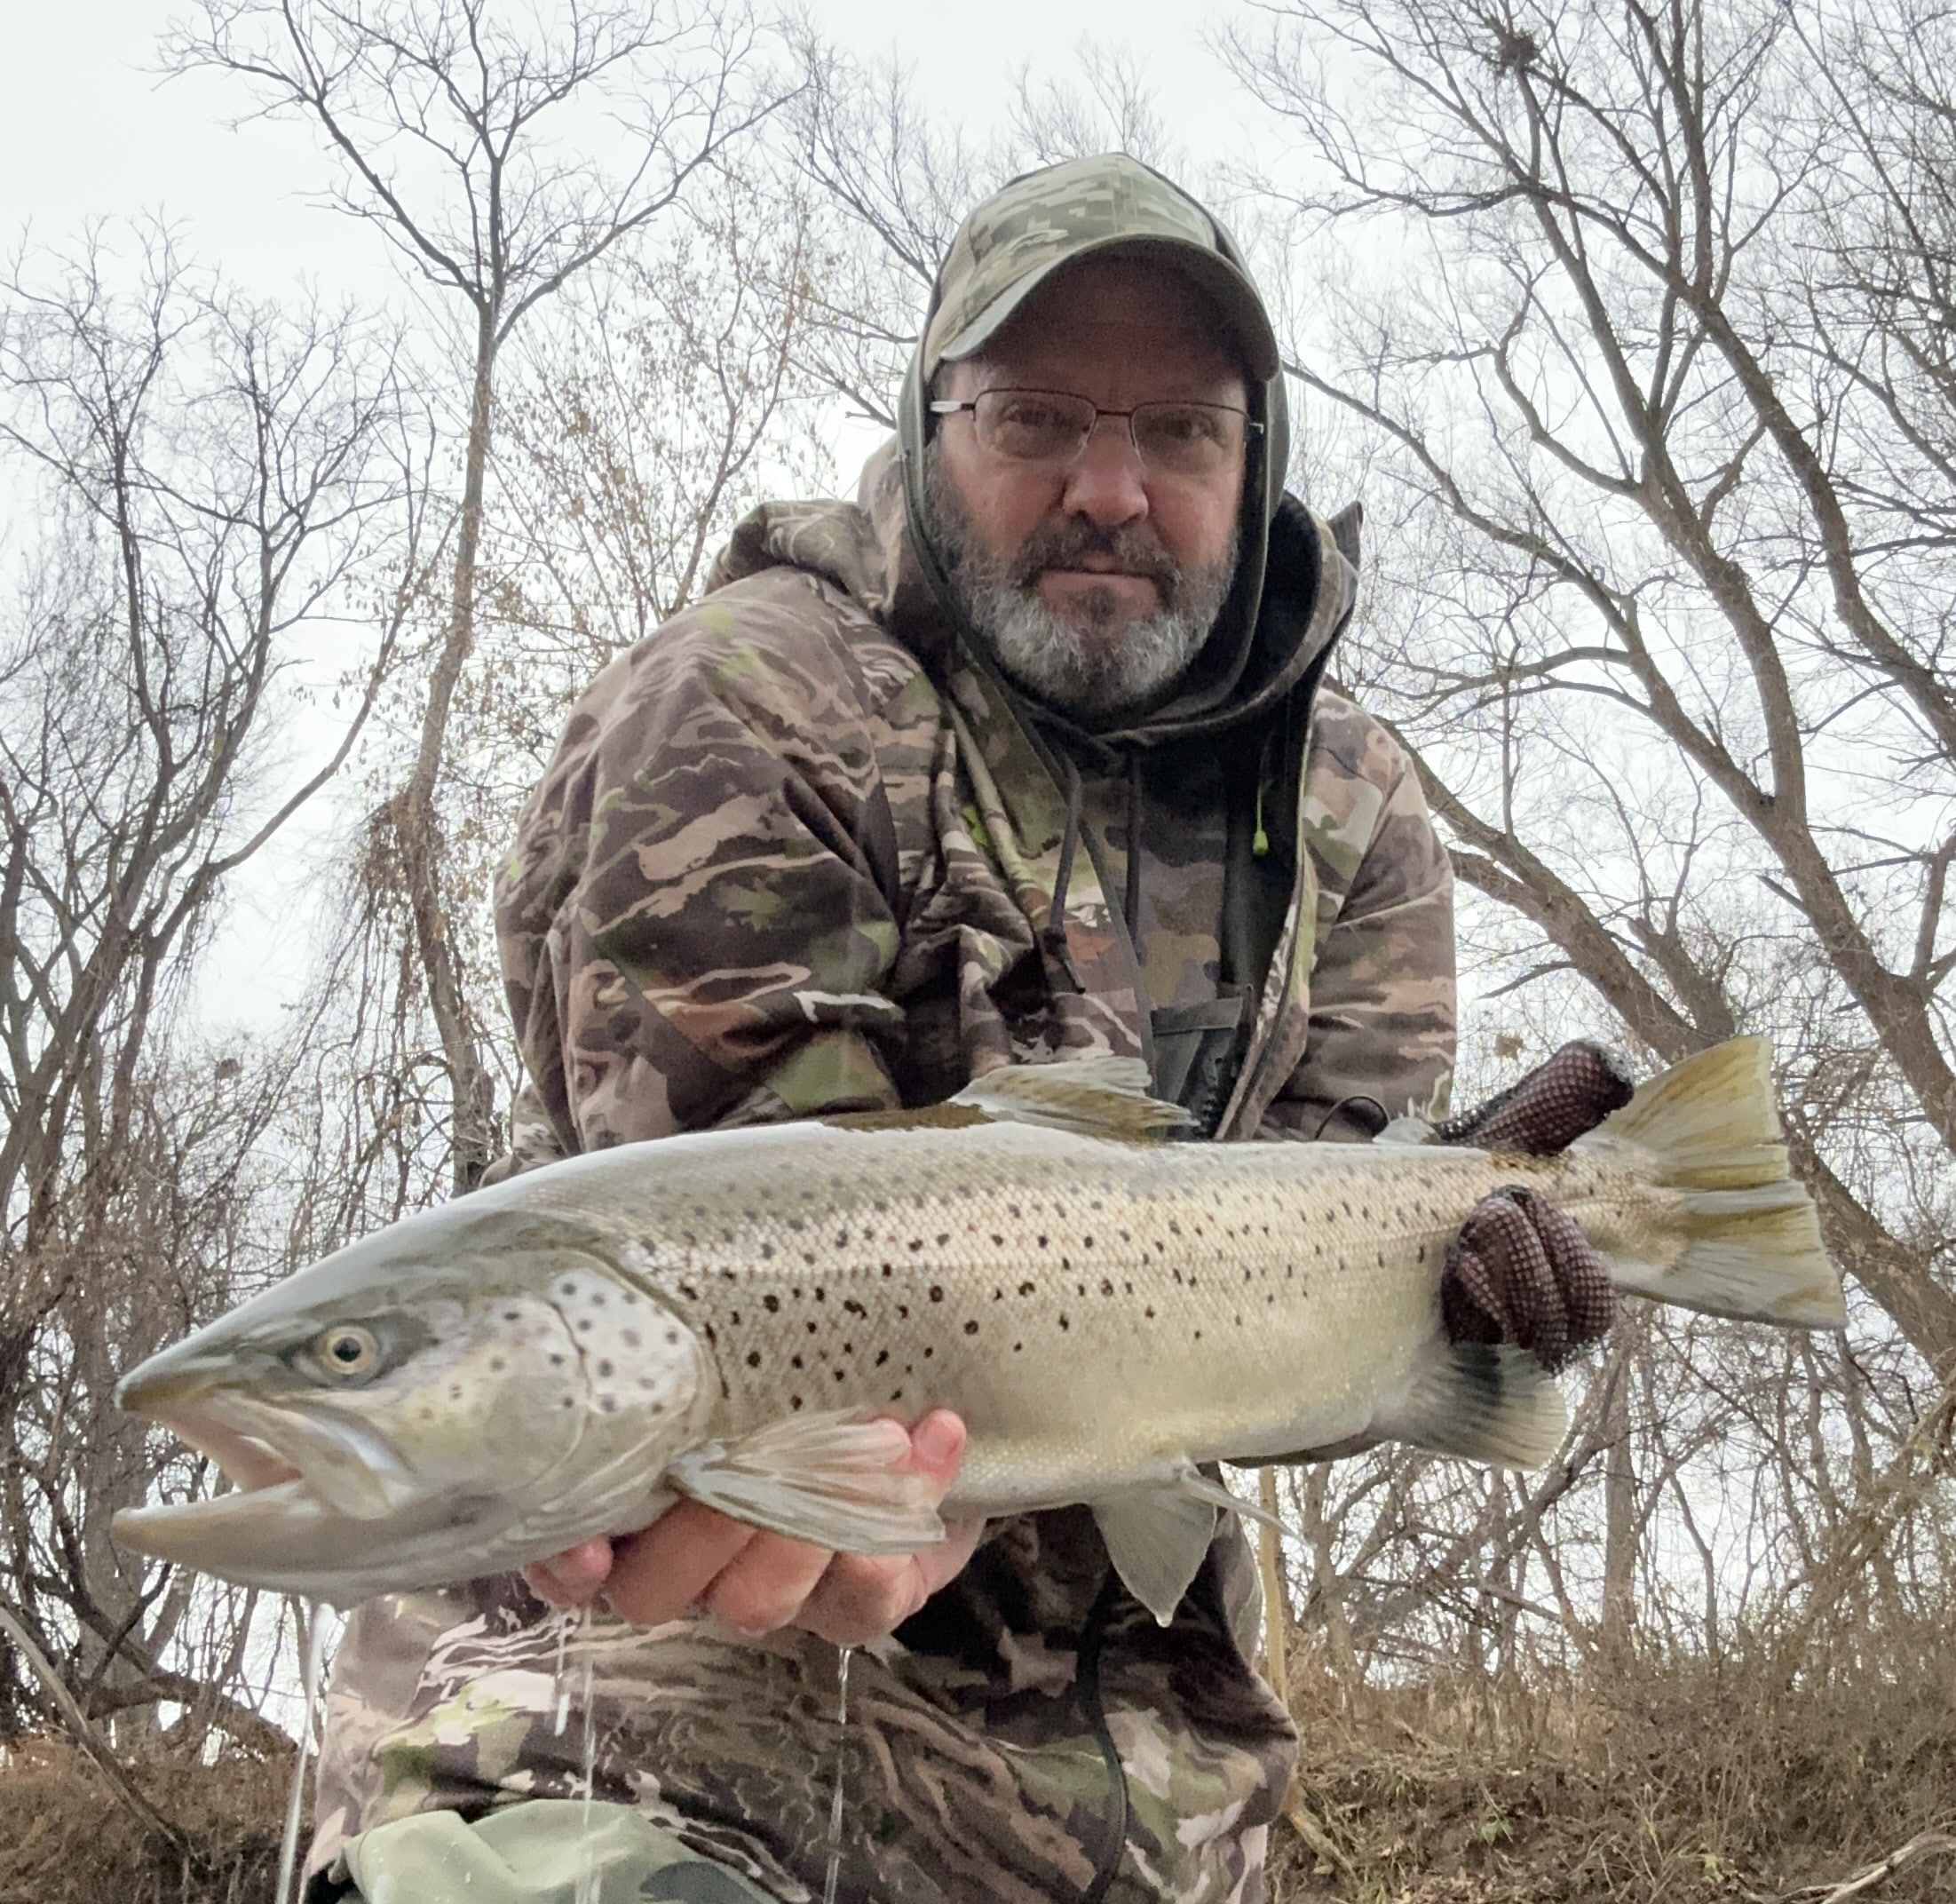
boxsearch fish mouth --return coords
[112,1384,437,1580]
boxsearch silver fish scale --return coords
[540,1120,1549,1511]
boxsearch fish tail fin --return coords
[1383,1343,1568,1468]
[1596,1036,1846,1328]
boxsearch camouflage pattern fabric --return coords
[313,451,1453,1904]
[316,153,1457,1904]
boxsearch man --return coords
[309,153,1608,1904]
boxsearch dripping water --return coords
[273,1604,330,1904]
[552,1606,573,1735]
[574,1605,599,1904]
[820,1646,854,1904]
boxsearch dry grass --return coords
[0,1733,289,1904]
[1268,1632,1956,1903]
[8,1633,1956,1904]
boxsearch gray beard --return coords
[923,449,1239,724]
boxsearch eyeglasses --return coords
[929,388,1259,480]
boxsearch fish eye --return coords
[313,1325,382,1382]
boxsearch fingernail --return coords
[913,1412,960,1466]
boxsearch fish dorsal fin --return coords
[951,1057,1192,1142]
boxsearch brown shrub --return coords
[0,1734,289,1904]
[1270,1630,1956,1902]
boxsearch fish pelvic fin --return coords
[666,1413,946,1555]
[1594,1036,1846,1328]
[951,1057,1193,1142]
[1093,1467,1284,1626]
[1382,1343,1568,1470]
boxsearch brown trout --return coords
[114,1037,1842,1619]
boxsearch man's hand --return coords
[523,1410,982,1648]
[1435,1041,1633,1368]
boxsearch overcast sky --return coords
[3,1,1251,298]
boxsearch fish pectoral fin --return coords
[666,1413,946,1556]
[1382,1343,1568,1468]
[950,1057,1192,1142]
[1093,1483,1223,1627]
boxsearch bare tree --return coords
[1205,0,1956,1671]
[166,0,784,1187]
[0,224,422,1748]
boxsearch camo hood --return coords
[895,152,1310,749]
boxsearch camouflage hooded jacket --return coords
[313,155,1455,1904]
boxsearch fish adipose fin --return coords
[1093,1466,1283,1626]
[952,1057,1193,1142]
[1594,1036,1846,1329]
[1383,1343,1568,1469]
[667,1414,946,1555]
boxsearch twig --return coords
[1779,1825,1956,1902]
[0,1601,189,1854]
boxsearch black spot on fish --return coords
[929,1286,944,1303]
[763,1295,780,1313]
[835,1368,846,1382]
[844,1299,865,1317]
[1008,1204,1021,1218]
[806,1321,818,1336]
[449,1385,463,1400]
[577,1320,593,1333]
[597,1360,614,1378]
[804,1252,818,1266]
[791,1395,804,1411]
[702,1324,717,1345]
[897,1304,909,1319]
[791,1354,804,1370]
[990,1234,1005,1247]
[1144,1306,1155,1320]
[1083,1235,1095,1250]
[923,1346,934,1359]
[890,1389,904,1402]
[908,1239,924,1251]
[623,1329,642,1346]
[1100,1280,1113,1297]
[550,1354,566,1368]
[874,1349,889,1366]
[881,1264,893,1278]
[1037,1235,1049,1249]
[679,1283,698,1301]
[490,1357,506,1373]
[746,1351,761,1368]
[843,1342,853,1355]
[813,1286,826,1302]
[760,1243,775,1258]
[963,1320,978,1336]
[558,1280,576,1296]
[599,1397,617,1414]
[1123,1281,1133,1295]
[835,1231,849,1247]
[503,1310,520,1322]
[1057,1314,1070,1331]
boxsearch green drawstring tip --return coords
[1252,822,1270,859]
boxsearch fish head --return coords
[112,1205,708,1604]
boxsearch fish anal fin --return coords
[1382,1344,1567,1468]
[952,1057,1192,1142]
[667,1413,946,1555]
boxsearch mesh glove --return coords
[1434,1042,1635,1369]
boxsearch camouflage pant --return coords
[319,1800,773,1902]
[309,1553,1292,1904]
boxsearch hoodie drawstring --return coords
[1123,751,1144,948]
[1042,752,1088,991]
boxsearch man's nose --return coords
[1057,415,1150,527]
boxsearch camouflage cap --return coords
[921,153,1279,383]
